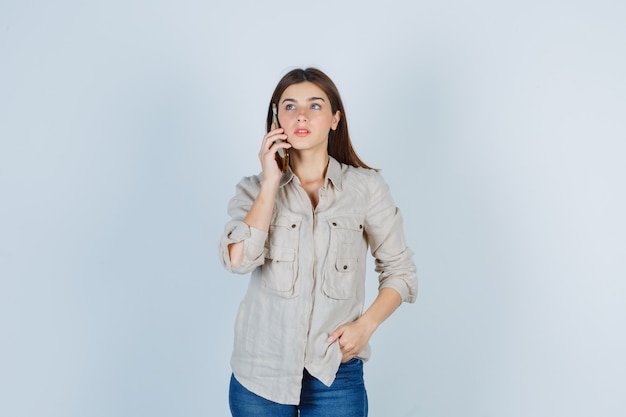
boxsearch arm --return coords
[327,287,402,362]
[227,125,291,269]
[328,172,417,361]
[228,179,279,268]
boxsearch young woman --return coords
[219,67,417,416]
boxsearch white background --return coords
[1,1,625,416]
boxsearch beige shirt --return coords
[219,157,417,405]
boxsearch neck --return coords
[290,150,330,184]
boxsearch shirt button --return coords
[343,265,348,270]
[291,224,297,229]
[332,222,337,227]
[359,224,363,229]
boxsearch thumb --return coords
[327,326,345,343]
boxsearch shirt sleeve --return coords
[218,176,268,274]
[364,172,418,303]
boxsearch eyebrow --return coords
[281,97,326,104]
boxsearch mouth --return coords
[294,128,310,137]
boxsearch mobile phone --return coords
[272,103,289,172]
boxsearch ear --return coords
[331,110,341,131]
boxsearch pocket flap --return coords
[266,246,295,262]
[335,257,357,272]
[327,215,364,232]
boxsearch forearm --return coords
[328,287,403,361]
[357,287,402,332]
[242,180,279,231]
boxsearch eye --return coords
[311,103,321,110]
[285,104,295,110]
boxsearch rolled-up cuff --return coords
[219,221,267,273]
[379,277,417,303]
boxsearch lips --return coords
[294,127,310,137]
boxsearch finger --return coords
[263,133,287,151]
[328,327,344,343]
[271,138,291,148]
[266,127,284,138]
[264,142,291,160]
[339,339,355,352]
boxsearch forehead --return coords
[280,81,329,102]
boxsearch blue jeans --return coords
[229,358,368,417]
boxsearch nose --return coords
[297,109,308,122]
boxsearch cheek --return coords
[278,114,294,127]
[323,114,336,128]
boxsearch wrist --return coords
[357,314,380,334]
[259,177,280,195]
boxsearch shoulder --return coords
[340,164,388,189]
[233,173,263,197]
[339,164,396,211]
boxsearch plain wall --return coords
[1,0,625,416]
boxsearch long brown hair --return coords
[266,67,376,170]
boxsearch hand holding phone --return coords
[272,103,289,172]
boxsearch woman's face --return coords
[277,81,340,154]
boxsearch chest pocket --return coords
[262,213,302,298]
[323,215,365,300]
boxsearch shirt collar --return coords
[278,156,343,191]
[279,168,296,188]
[325,156,343,191]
